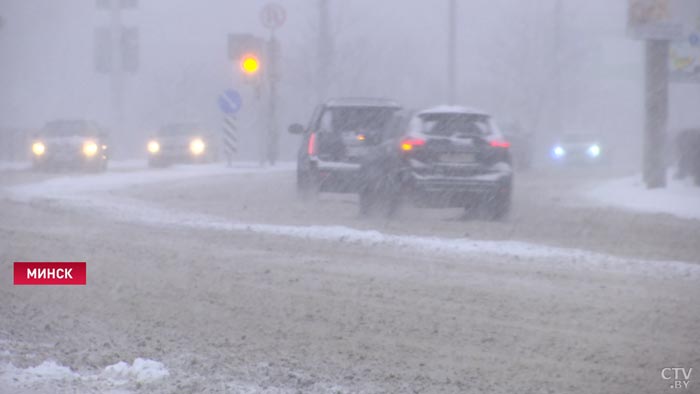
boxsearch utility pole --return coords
[109,1,124,128]
[643,40,669,188]
[95,0,138,138]
[552,0,563,136]
[317,0,332,102]
[447,0,456,104]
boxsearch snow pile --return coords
[7,161,294,202]
[586,174,700,220]
[0,360,78,384]
[102,358,169,383]
[0,358,169,391]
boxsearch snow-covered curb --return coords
[0,358,168,388]
[4,163,699,280]
[586,174,700,220]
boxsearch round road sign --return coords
[260,3,286,30]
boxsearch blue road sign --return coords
[218,89,242,115]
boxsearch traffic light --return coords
[228,33,265,78]
[240,53,260,75]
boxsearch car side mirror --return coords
[288,123,304,135]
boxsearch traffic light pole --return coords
[266,34,280,166]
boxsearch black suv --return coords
[288,98,402,196]
[358,106,513,219]
[31,119,109,172]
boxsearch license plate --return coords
[440,153,475,163]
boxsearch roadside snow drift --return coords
[587,174,700,220]
[5,163,700,280]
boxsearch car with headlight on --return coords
[358,106,513,219]
[31,119,109,172]
[147,122,218,167]
[550,132,608,165]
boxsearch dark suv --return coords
[358,106,513,219]
[288,98,402,196]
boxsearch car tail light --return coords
[401,138,425,151]
[307,132,317,156]
[490,140,511,148]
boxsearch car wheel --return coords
[359,175,402,218]
[487,187,511,221]
[297,169,319,200]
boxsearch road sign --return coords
[628,0,700,40]
[218,89,242,165]
[217,89,242,115]
[260,3,286,30]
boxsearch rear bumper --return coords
[408,171,512,207]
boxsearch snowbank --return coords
[102,358,170,383]
[0,358,169,390]
[8,161,294,201]
[586,174,700,220]
[0,360,78,384]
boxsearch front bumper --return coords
[33,153,106,168]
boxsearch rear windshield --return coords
[417,113,492,137]
[319,107,398,134]
[158,124,203,136]
[41,121,96,137]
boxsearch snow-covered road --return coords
[1,163,698,393]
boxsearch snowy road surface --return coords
[0,162,698,393]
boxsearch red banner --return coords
[14,262,86,285]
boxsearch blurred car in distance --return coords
[31,119,109,172]
[358,105,513,219]
[288,97,403,197]
[550,132,609,165]
[147,122,219,167]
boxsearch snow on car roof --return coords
[417,105,489,116]
[325,97,401,108]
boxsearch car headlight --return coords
[552,145,566,158]
[32,142,46,156]
[83,141,99,157]
[587,144,601,157]
[147,140,160,154]
[189,138,205,155]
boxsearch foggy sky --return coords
[1,0,699,160]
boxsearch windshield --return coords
[418,113,492,136]
[41,120,96,137]
[319,107,397,134]
[562,133,598,143]
[157,124,203,136]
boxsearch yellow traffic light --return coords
[240,53,260,75]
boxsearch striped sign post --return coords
[217,89,242,166]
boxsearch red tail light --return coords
[307,132,317,155]
[490,140,510,148]
[401,138,425,151]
